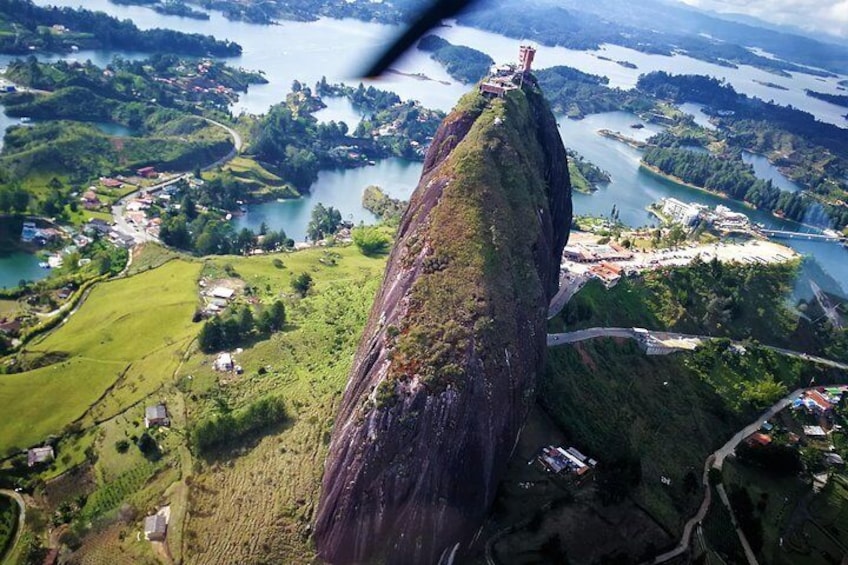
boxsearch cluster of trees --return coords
[315,78,402,113]
[0,0,241,56]
[536,66,655,118]
[354,100,443,160]
[0,184,30,214]
[191,396,287,454]
[417,35,493,84]
[253,102,323,189]
[159,209,291,256]
[642,146,848,229]
[198,301,286,353]
[306,203,343,241]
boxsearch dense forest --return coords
[417,35,493,84]
[535,66,655,118]
[0,0,240,56]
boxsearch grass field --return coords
[0,259,202,454]
[177,246,386,564]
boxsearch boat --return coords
[38,261,49,268]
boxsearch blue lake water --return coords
[742,151,802,193]
[232,157,422,241]
[0,251,47,289]
[2,0,845,298]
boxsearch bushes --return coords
[352,226,391,256]
[191,396,287,454]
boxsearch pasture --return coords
[0,259,202,454]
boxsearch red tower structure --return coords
[519,45,536,73]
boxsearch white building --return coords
[661,198,702,226]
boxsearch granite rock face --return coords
[314,78,572,564]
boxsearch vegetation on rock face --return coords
[314,79,571,564]
[417,35,494,83]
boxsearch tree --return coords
[238,306,255,336]
[307,203,342,241]
[291,272,313,297]
[259,300,286,333]
[198,317,223,352]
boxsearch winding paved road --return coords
[0,489,25,562]
[547,327,848,371]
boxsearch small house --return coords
[137,166,158,179]
[210,287,235,300]
[82,190,100,210]
[0,318,22,337]
[27,446,54,467]
[746,432,772,447]
[144,514,167,541]
[144,404,170,429]
[214,352,234,372]
[100,177,123,188]
[803,425,827,438]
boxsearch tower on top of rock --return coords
[519,45,536,73]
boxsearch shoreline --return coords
[639,163,832,234]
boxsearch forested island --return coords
[0,0,239,56]
[455,1,843,77]
[567,149,611,193]
[110,0,211,20]
[417,35,493,84]
[805,89,848,109]
[535,66,655,119]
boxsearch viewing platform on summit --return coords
[480,45,536,98]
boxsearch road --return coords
[0,489,25,562]
[647,388,815,565]
[200,117,243,170]
[649,456,714,564]
[547,327,848,371]
[110,174,189,245]
[547,272,589,320]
